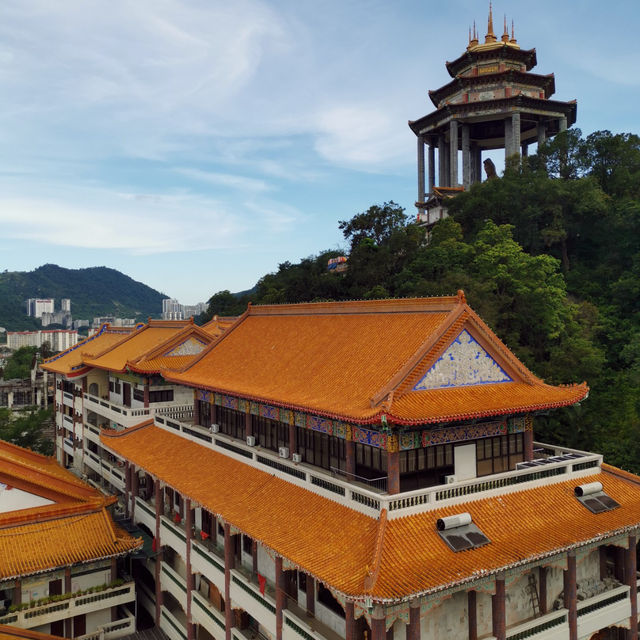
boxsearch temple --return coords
[409,4,577,224]
[35,294,640,640]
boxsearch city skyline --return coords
[1,0,638,304]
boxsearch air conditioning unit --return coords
[211,424,220,433]
[444,475,457,485]
[279,447,289,459]
[292,453,302,464]
[246,436,256,447]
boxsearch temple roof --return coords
[166,294,587,426]
[41,324,135,377]
[201,315,239,338]
[0,626,61,640]
[0,441,141,580]
[102,422,640,602]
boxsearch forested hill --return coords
[201,129,640,474]
[0,264,166,330]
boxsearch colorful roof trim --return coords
[165,295,587,425]
[102,422,640,602]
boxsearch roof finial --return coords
[471,20,478,46]
[510,19,517,44]
[485,2,497,43]
[502,14,510,42]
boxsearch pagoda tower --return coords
[410,5,577,215]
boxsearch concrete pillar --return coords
[537,122,547,147]
[492,577,506,640]
[468,590,477,640]
[276,556,286,640]
[224,523,235,640]
[473,145,482,184]
[521,143,528,157]
[417,135,425,210]
[306,575,315,615]
[289,422,297,459]
[245,408,252,440]
[194,396,201,426]
[371,607,386,640]
[131,468,139,521]
[143,379,149,408]
[524,430,534,462]
[345,600,355,640]
[406,600,420,640]
[124,462,132,518]
[462,124,471,189]
[626,536,638,639]
[444,143,450,187]
[428,143,436,193]
[512,112,521,159]
[387,450,400,495]
[64,567,73,636]
[438,135,446,187]
[539,566,547,614]
[559,116,568,132]
[7,391,13,409]
[504,117,513,161]
[186,499,195,640]
[564,553,577,640]
[154,482,163,626]
[346,439,356,478]
[12,579,21,606]
[449,120,459,186]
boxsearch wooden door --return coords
[123,383,131,407]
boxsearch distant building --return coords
[163,298,206,320]
[60,298,71,313]
[25,299,54,318]
[7,329,78,352]
[91,317,136,331]
[40,311,71,328]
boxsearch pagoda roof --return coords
[41,324,135,377]
[0,626,62,640]
[445,45,537,78]
[165,294,587,426]
[0,441,141,580]
[102,422,640,602]
[428,70,556,108]
[201,315,239,338]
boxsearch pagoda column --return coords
[626,535,638,639]
[539,566,547,614]
[417,136,425,212]
[406,600,420,640]
[462,124,471,189]
[276,556,287,640]
[473,145,482,183]
[512,112,521,160]
[449,120,459,186]
[537,122,547,147]
[438,135,446,187]
[185,499,195,640]
[564,553,577,640]
[154,482,164,627]
[143,378,150,408]
[387,450,400,495]
[468,590,477,640]
[559,115,568,132]
[131,466,139,521]
[224,523,235,640]
[306,574,315,615]
[428,142,435,193]
[492,577,506,640]
[504,117,513,160]
[346,438,356,478]
[345,600,355,640]
[371,606,386,640]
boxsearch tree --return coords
[338,201,408,251]
[0,407,54,455]
[2,346,38,380]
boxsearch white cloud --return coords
[174,168,273,193]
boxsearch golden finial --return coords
[502,14,510,42]
[510,19,517,44]
[485,2,497,43]
[468,20,479,49]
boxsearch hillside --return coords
[0,264,167,330]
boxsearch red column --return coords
[131,468,138,522]
[306,575,315,616]
[154,482,163,626]
[467,591,477,640]
[124,462,132,518]
[539,566,547,614]
[289,422,297,458]
[224,523,235,640]
[276,556,286,640]
[345,600,355,640]
[252,540,258,576]
[346,439,355,478]
[64,568,73,636]
[492,577,506,640]
[194,396,201,426]
[406,601,420,640]
[12,579,21,606]
[246,408,252,439]
[387,450,400,495]
[185,500,194,640]
[524,428,534,461]
[143,379,150,408]
[627,536,638,640]
[371,608,386,640]
[564,554,577,640]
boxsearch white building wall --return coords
[420,590,467,639]
[314,601,346,637]
[476,591,493,638]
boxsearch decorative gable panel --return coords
[413,329,511,391]
[165,337,207,357]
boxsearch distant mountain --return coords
[0,264,167,330]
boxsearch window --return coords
[242,535,253,555]
[356,443,387,480]
[476,434,523,476]
[149,389,174,403]
[317,583,345,618]
[296,427,346,472]
[133,389,144,403]
[199,401,211,428]
[399,444,453,491]
[254,416,288,453]
[219,407,245,440]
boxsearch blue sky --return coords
[1,0,638,305]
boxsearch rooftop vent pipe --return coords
[437,512,472,531]
[574,482,603,497]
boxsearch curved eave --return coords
[428,70,556,108]
[409,95,577,136]
[445,46,537,77]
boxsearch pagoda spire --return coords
[467,20,479,49]
[502,15,510,42]
[485,2,497,43]
[510,19,517,44]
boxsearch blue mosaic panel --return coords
[413,329,512,391]
[196,389,211,403]
[222,395,238,410]
[260,404,279,420]
[353,426,386,449]
[238,398,248,413]
[250,402,260,416]
[307,415,333,435]
[422,420,507,446]
[279,408,293,424]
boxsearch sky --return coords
[0,1,639,305]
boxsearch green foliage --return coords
[0,407,54,455]
[0,264,167,330]
[2,346,38,380]
[338,201,408,251]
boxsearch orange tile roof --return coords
[0,626,61,640]
[166,295,587,425]
[41,324,134,376]
[0,441,141,580]
[102,423,640,602]
[201,315,238,338]
[83,320,192,373]
[126,355,196,374]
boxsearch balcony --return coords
[192,590,226,640]
[82,449,125,491]
[63,414,74,431]
[83,392,192,429]
[283,601,344,640]
[504,608,568,640]
[229,567,276,636]
[153,414,603,519]
[160,604,188,640]
[160,514,187,558]
[63,391,74,408]
[0,582,135,630]
[160,561,188,610]
[191,538,225,594]
[75,606,136,640]
[576,584,630,639]
[134,495,157,533]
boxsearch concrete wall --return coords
[421,590,467,639]
[87,370,108,399]
[506,572,538,626]
[476,591,493,638]
[315,601,346,637]
[257,545,275,584]
[577,549,600,586]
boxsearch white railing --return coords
[75,606,136,640]
[576,584,630,639]
[191,538,225,594]
[505,608,568,640]
[161,561,188,610]
[192,591,225,640]
[154,413,602,519]
[160,605,188,640]
[229,568,276,635]
[0,582,135,630]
